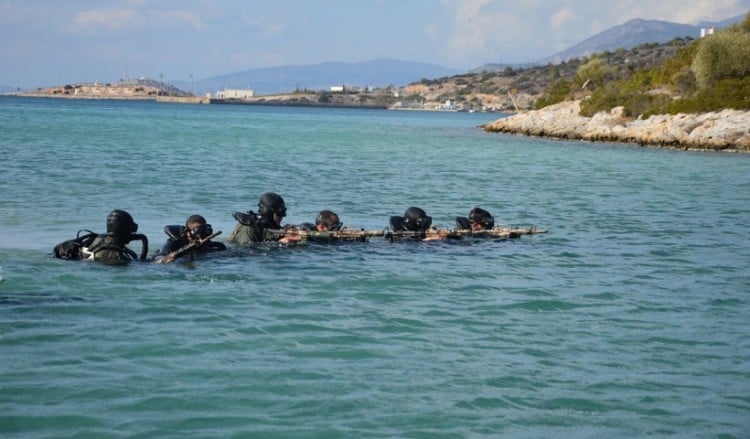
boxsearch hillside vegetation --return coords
[403,12,749,115]
[539,12,750,117]
[401,37,694,111]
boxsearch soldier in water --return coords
[227,192,289,244]
[389,206,440,240]
[53,209,149,263]
[155,214,226,261]
[456,207,495,231]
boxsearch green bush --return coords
[575,58,615,88]
[692,27,750,89]
[579,81,673,118]
[580,83,624,116]
[671,68,697,95]
[536,79,572,109]
[656,43,698,84]
[740,11,750,33]
[572,12,750,116]
[403,94,425,103]
[669,77,750,112]
[436,93,455,102]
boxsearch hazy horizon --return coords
[2,0,749,89]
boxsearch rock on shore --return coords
[483,100,750,152]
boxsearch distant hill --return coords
[696,14,748,29]
[474,14,745,72]
[543,18,700,64]
[178,59,463,95]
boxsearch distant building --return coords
[330,85,345,92]
[439,99,456,110]
[216,89,255,99]
[700,27,715,38]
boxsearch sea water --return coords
[1,97,748,438]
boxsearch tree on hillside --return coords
[692,16,750,89]
[575,58,615,89]
[742,11,750,33]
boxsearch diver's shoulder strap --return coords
[164,225,185,240]
[234,211,258,226]
[389,216,405,230]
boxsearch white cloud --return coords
[154,10,207,30]
[454,0,492,24]
[74,8,142,32]
[577,0,748,25]
[240,16,286,37]
[423,23,440,42]
[70,6,208,34]
[663,0,746,22]
[550,6,575,30]
[446,0,519,60]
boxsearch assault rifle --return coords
[267,227,388,242]
[155,230,222,264]
[384,225,547,241]
[269,225,546,242]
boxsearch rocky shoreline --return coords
[482,100,750,152]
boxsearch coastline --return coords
[2,93,475,112]
[482,100,750,152]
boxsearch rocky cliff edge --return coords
[483,101,750,152]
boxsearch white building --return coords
[439,99,456,110]
[217,89,255,99]
[700,27,715,38]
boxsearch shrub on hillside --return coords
[691,26,750,89]
[535,79,573,109]
[580,82,673,118]
[577,12,750,116]
[575,58,616,89]
[668,77,750,112]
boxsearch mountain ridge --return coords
[474,13,745,73]
[544,18,698,63]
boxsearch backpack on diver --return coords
[53,229,98,260]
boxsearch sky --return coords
[1,0,749,89]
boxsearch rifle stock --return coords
[155,230,222,264]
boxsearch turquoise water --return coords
[1,97,749,438]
